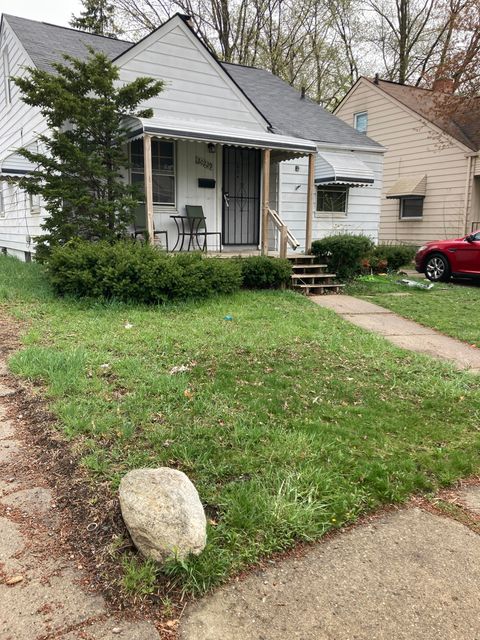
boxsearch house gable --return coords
[115,15,269,131]
[336,78,472,154]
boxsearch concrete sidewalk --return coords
[311,295,480,372]
[180,505,480,640]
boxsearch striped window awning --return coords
[386,175,427,199]
[315,151,375,186]
[1,150,36,177]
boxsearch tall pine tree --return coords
[12,49,163,259]
[70,0,121,38]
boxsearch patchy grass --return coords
[1,256,480,596]
[346,274,480,347]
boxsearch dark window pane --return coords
[131,172,144,190]
[152,140,174,172]
[317,186,348,213]
[401,198,423,218]
[130,139,144,169]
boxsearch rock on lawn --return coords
[119,468,207,563]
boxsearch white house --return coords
[0,13,384,260]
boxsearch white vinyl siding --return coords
[2,47,11,106]
[0,19,48,258]
[335,80,471,244]
[279,148,383,249]
[117,18,267,132]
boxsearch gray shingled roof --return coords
[3,14,381,149]
[223,63,382,148]
[3,14,131,74]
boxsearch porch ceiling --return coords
[124,116,317,154]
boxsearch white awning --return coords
[0,150,36,177]
[315,151,375,186]
[124,116,318,154]
[386,175,427,199]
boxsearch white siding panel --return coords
[118,21,267,132]
[0,20,49,257]
[150,141,223,252]
[279,148,383,251]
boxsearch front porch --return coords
[125,116,318,258]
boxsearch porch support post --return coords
[143,133,155,245]
[305,152,315,253]
[261,148,271,255]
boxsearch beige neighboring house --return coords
[335,77,480,245]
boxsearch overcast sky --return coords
[1,0,83,27]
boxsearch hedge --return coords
[46,240,292,303]
[311,235,416,280]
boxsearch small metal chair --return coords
[132,205,168,250]
[185,205,222,252]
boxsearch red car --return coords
[415,231,480,282]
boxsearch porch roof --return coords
[124,116,318,154]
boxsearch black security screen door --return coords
[222,147,261,245]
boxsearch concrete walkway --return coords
[0,323,160,639]
[311,295,480,372]
[180,505,480,640]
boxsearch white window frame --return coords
[29,192,41,215]
[399,197,424,220]
[130,139,176,207]
[354,111,368,134]
[3,48,11,107]
[315,184,349,217]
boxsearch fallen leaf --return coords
[5,575,24,585]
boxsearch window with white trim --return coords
[354,111,368,134]
[130,139,176,206]
[316,185,349,215]
[29,192,41,215]
[3,48,11,106]
[399,197,424,219]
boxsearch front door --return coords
[222,147,260,245]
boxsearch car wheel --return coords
[425,253,450,282]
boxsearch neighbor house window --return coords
[400,197,424,219]
[130,139,176,205]
[316,185,348,214]
[354,112,368,134]
[3,48,11,106]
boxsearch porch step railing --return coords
[267,208,300,258]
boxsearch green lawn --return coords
[1,256,480,596]
[345,275,480,348]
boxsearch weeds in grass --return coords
[121,555,159,596]
[1,255,480,595]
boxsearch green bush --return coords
[372,244,416,271]
[311,234,374,280]
[47,240,243,303]
[238,256,292,289]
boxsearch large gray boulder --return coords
[119,468,207,563]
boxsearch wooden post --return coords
[280,225,288,259]
[305,152,315,253]
[143,134,155,245]
[261,148,271,255]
